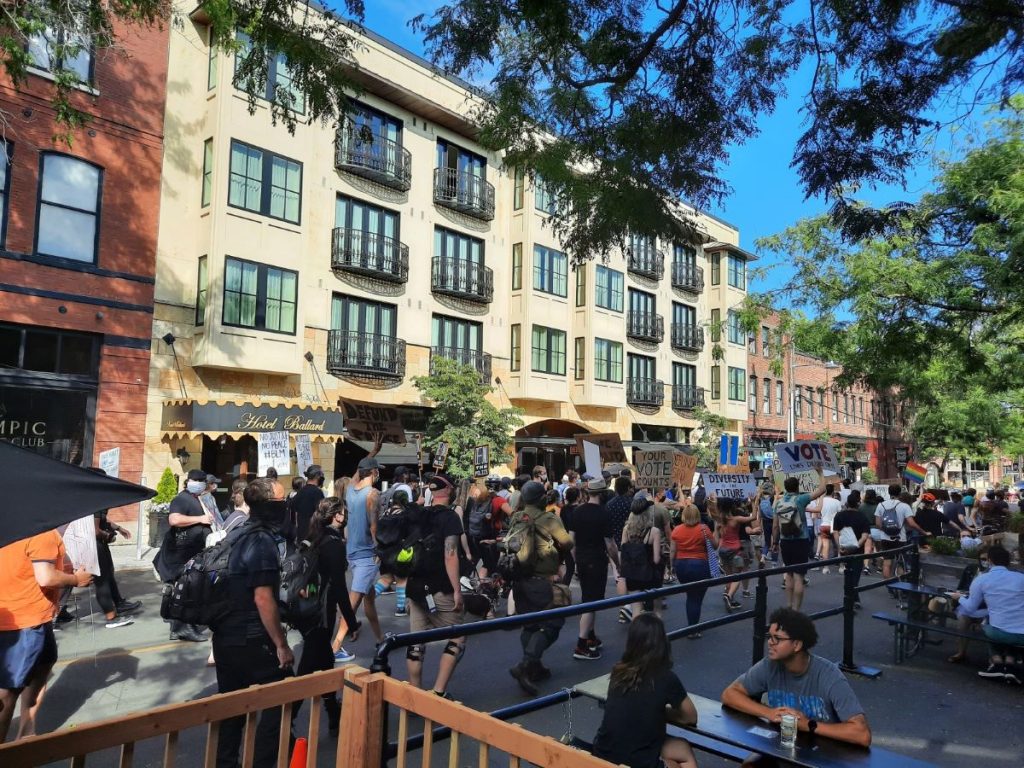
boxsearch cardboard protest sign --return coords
[258,431,291,475]
[433,441,450,470]
[574,432,627,464]
[705,472,758,500]
[340,397,406,445]
[773,440,841,474]
[863,484,891,500]
[582,441,602,480]
[634,449,677,490]
[673,452,697,490]
[63,515,100,576]
[294,434,313,476]
[718,455,750,473]
[473,445,489,477]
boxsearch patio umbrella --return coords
[0,440,155,549]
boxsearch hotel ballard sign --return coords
[161,401,344,436]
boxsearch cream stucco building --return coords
[142,5,751,496]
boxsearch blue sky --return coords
[358,1,980,295]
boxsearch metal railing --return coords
[627,310,664,342]
[671,262,704,292]
[627,247,665,280]
[430,256,494,303]
[626,376,664,407]
[326,329,406,378]
[433,167,496,220]
[671,323,704,352]
[330,227,409,283]
[334,124,412,191]
[430,346,493,383]
[672,384,705,411]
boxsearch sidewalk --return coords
[109,542,157,571]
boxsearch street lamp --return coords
[787,354,839,442]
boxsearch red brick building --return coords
[0,22,168,512]
[743,314,907,480]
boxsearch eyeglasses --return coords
[767,634,793,645]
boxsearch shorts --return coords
[575,557,609,604]
[468,536,499,574]
[877,539,903,559]
[349,557,380,595]
[0,623,58,691]
[819,525,832,537]
[408,592,465,633]
[739,541,755,566]
[718,547,743,569]
[779,538,811,574]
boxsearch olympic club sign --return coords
[161,401,344,436]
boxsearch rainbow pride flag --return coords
[903,461,927,484]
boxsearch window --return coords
[711,251,721,285]
[806,388,814,422]
[628,353,656,382]
[28,28,92,82]
[533,245,567,297]
[511,243,522,290]
[727,310,743,345]
[819,389,825,420]
[748,333,757,356]
[674,363,697,390]
[336,194,401,272]
[331,294,396,337]
[510,324,521,371]
[711,366,721,399]
[223,257,297,334]
[574,337,585,380]
[195,256,208,326]
[575,264,586,307]
[207,28,218,90]
[595,266,624,311]
[673,302,696,328]
[201,139,213,208]
[762,378,770,414]
[761,326,770,357]
[794,385,802,417]
[531,326,566,375]
[534,175,557,215]
[832,391,839,421]
[331,295,398,373]
[228,140,301,223]
[36,153,102,263]
[342,102,405,172]
[859,397,865,424]
[844,393,850,423]
[776,381,784,414]
[629,233,659,265]
[710,308,721,342]
[674,243,697,269]
[595,338,623,382]
[749,376,757,412]
[0,142,9,247]
[728,367,746,401]
[434,227,486,295]
[234,30,305,113]
[432,315,482,356]
[728,255,746,289]
[513,167,524,210]
[0,324,97,377]
[436,139,486,183]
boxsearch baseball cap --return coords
[205,474,220,485]
[921,492,936,502]
[357,456,381,471]
[186,469,207,482]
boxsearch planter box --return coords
[919,551,976,587]
[147,510,170,548]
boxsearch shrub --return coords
[927,537,960,556]
[860,468,877,483]
[1008,511,1024,534]
[153,467,179,505]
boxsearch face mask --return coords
[979,560,991,572]
[187,480,206,494]
[250,499,289,528]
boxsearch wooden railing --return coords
[0,666,614,768]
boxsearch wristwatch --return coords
[808,719,818,735]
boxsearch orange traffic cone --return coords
[289,737,308,768]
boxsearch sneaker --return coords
[115,600,142,614]
[433,690,454,699]
[723,594,734,611]
[573,645,602,660]
[1005,668,1022,685]
[978,663,1005,679]
[729,598,742,609]
[55,608,75,625]
[742,589,752,598]
[395,607,409,617]
[105,615,134,629]
[333,647,356,664]
[822,567,831,574]
[587,636,603,650]
[618,607,632,624]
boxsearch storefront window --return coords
[0,386,91,462]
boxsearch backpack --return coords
[160,527,246,627]
[879,501,903,538]
[620,527,658,586]
[499,509,558,579]
[377,504,441,578]
[774,496,803,538]
[278,540,323,626]
[838,525,859,551]
[466,496,494,539]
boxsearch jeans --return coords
[983,624,1024,658]
[761,520,775,560]
[296,626,341,727]
[674,559,711,626]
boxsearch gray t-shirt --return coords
[737,655,864,724]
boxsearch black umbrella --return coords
[0,440,156,549]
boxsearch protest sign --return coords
[433,441,450,470]
[98,447,120,479]
[294,434,313,476]
[705,472,758,500]
[340,397,406,445]
[635,449,677,490]
[574,432,627,464]
[473,445,489,477]
[718,455,750,473]
[773,440,841,474]
[258,431,291,475]
[63,515,100,576]
[582,441,602,480]
[673,452,697,490]
[864,484,891,500]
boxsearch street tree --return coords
[690,406,730,470]
[413,356,523,479]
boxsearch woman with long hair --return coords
[670,504,719,637]
[593,614,698,767]
[621,497,662,620]
[451,478,477,573]
[715,498,753,611]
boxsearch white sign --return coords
[294,434,313,476]
[98,447,120,479]
[773,440,841,474]
[63,515,100,576]
[864,484,891,500]
[258,431,291,476]
[582,440,602,480]
[705,472,758,500]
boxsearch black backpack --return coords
[378,504,441,578]
[619,527,658,586]
[466,496,494,539]
[278,539,323,626]
[160,527,246,627]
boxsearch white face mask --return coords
[187,480,206,494]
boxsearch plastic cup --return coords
[780,714,798,749]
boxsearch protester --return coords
[200,474,224,527]
[771,467,827,611]
[753,483,776,563]
[209,478,295,768]
[563,478,618,660]
[942,492,971,536]
[875,484,926,579]
[466,477,505,578]
[374,466,414,618]
[86,467,141,629]
[621,496,663,621]
[290,465,326,546]
[605,476,634,623]
[715,497,753,610]
[592,614,698,768]
[814,485,842,571]
[721,608,871,747]
[264,468,285,501]
[832,498,871,608]
[913,493,945,540]
[0,530,92,742]
[559,485,581,587]
[288,476,304,500]
[345,456,384,643]
[670,504,718,636]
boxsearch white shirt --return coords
[820,496,842,528]
[875,499,914,542]
[959,566,1024,634]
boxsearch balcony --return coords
[326,330,406,379]
[627,248,665,280]
[431,257,494,304]
[627,311,664,343]
[671,262,704,292]
[670,323,704,353]
[627,377,664,407]
[331,228,409,284]
[672,384,706,412]
[334,125,412,191]
[433,168,495,221]
[430,347,493,383]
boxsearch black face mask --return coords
[250,499,289,529]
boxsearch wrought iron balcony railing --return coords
[430,347,493,383]
[627,311,664,343]
[671,262,704,292]
[431,257,494,304]
[627,377,665,407]
[330,228,409,283]
[326,330,406,379]
[672,384,705,412]
[432,167,495,221]
[670,323,704,353]
[334,124,412,191]
[627,248,665,280]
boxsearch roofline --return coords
[706,241,758,261]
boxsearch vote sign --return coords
[773,440,840,474]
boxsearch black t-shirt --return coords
[833,508,869,551]
[315,526,348,628]
[291,483,325,542]
[943,501,966,528]
[915,505,945,538]
[170,489,205,518]
[565,502,612,560]
[593,669,687,768]
[160,491,211,575]
[215,525,283,646]
[606,495,632,543]
[408,506,464,598]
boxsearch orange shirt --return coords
[671,523,711,561]
[0,530,66,630]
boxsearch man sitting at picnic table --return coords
[721,608,872,747]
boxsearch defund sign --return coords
[773,440,841,475]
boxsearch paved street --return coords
[28,552,1024,767]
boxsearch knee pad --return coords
[442,640,465,664]
[406,644,425,662]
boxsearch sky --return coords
[357,1,986,295]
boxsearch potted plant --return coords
[147,468,179,548]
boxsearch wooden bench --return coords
[872,611,984,664]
